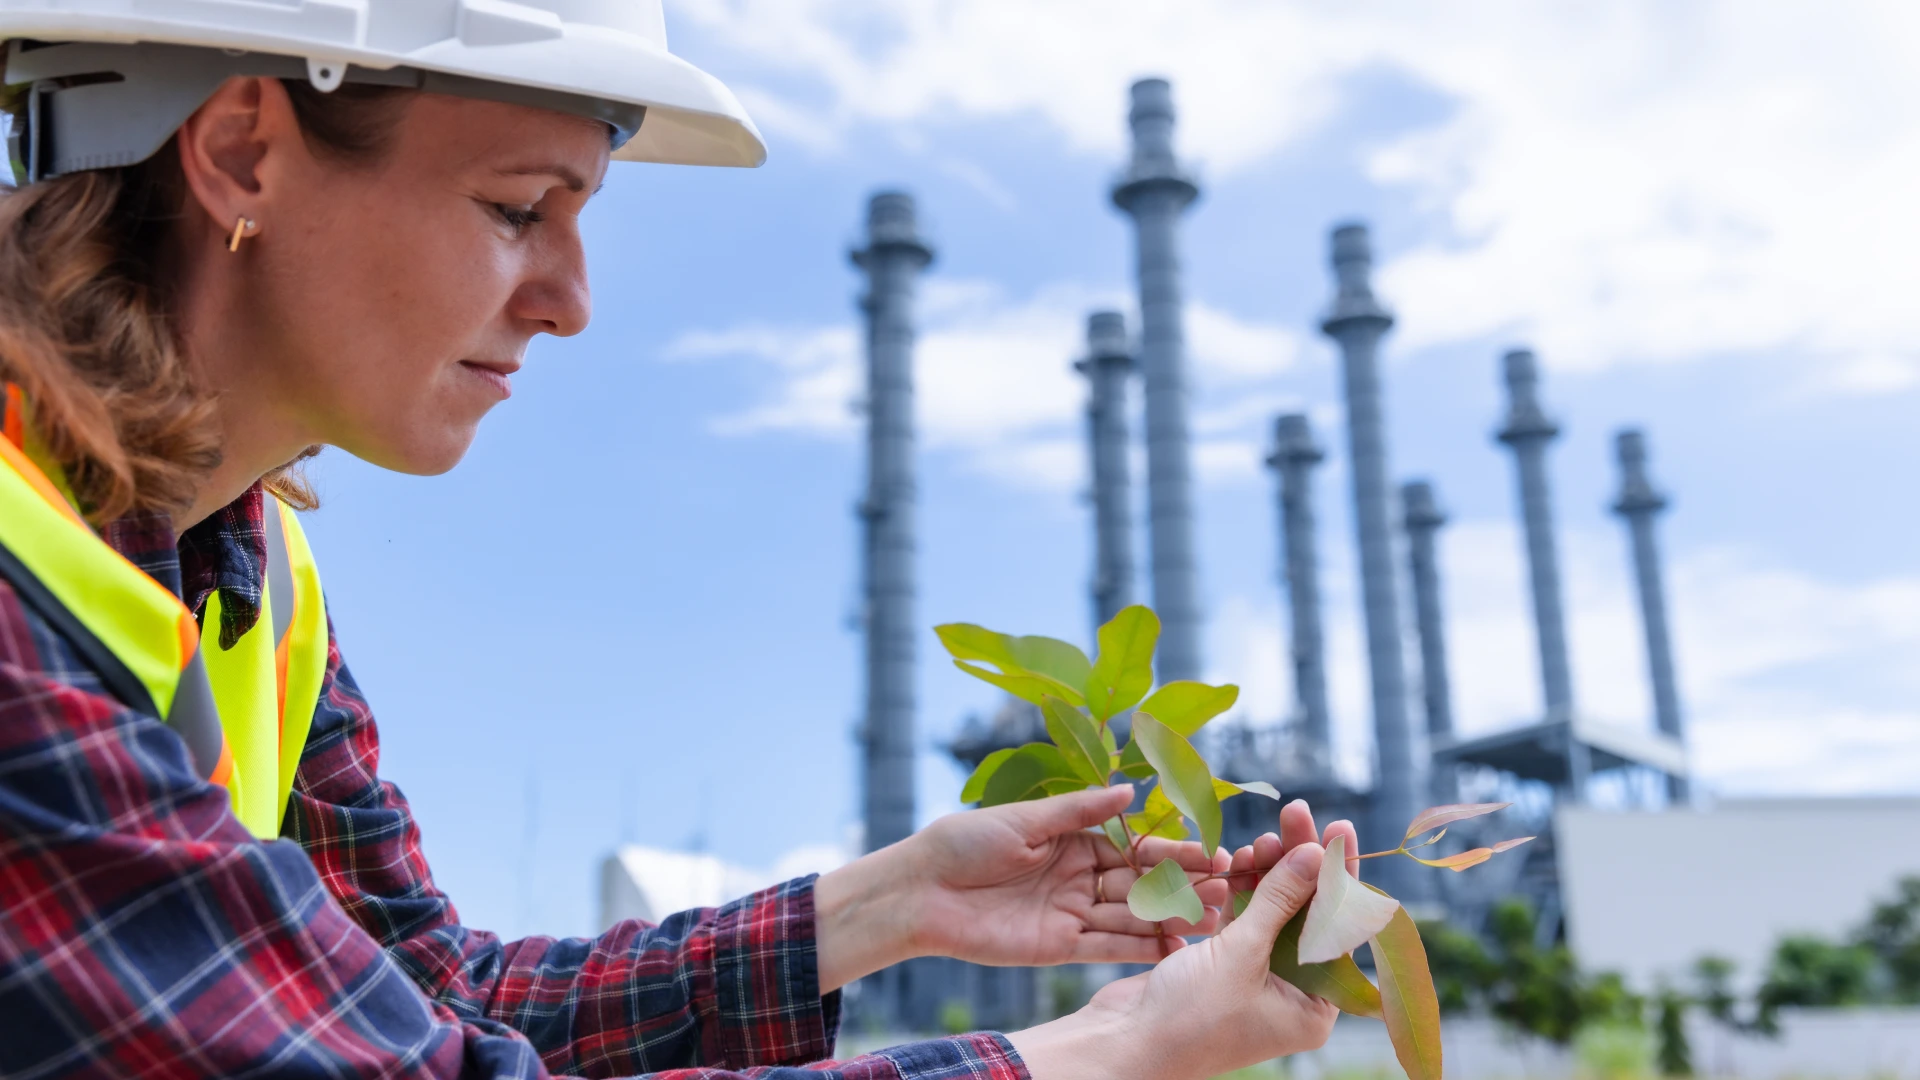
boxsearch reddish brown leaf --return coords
[1370,899,1443,1080]
[1412,848,1494,872]
[1402,802,1511,841]
[1492,836,1536,853]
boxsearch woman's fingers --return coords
[1085,900,1222,938]
[1112,835,1216,872]
[1323,818,1361,879]
[1279,799,1318,852]
[1070,930,1190,964]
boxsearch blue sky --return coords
[302,1,1920,938]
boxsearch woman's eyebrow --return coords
[495,164,604,196]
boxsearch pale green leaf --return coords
[1126,857,1203,924]
[980,744,1077,807]
[1041,696,1110,787]
[1232,889,1255,919]
[1270,906,1384,1019]
[1298,834,1401,964]
[952,660,1086,708]
[1403,801,1511,841]
[1115,737,1155,780]
[1136,682,1240,737]
[1124,784,1189,840]
[1086,606,1159,722]
[1007,635,1093,697]
[1212,778,1281,801]
[1370,900,1443,1080]
[1130,712,1224,857]
[934,622,1017,667]
[1100,816,1129,855]
[960,747,1017,804]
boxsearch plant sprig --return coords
[938,604,1535,1080]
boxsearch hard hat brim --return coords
[0,12,767,169]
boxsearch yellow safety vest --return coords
[0,386,328,838]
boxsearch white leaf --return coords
[1297,835,1402,964]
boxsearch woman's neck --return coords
[172,256,315,533]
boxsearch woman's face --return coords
[202,86,610,475]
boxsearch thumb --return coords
[1003,784,1134,841]
[1225,841,1322,946]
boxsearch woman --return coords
[0,5,1361,1078]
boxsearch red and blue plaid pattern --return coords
[0,485,1030,1080]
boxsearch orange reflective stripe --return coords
[3,383,22,449]
[177,610,200,668]
[207,739,234,789]
[0,431,85,529]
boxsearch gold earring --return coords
[227,216,255,253]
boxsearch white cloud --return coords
[663,278,1306,489]
[672,0,1920,390]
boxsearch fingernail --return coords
[1283,843,1321,878]
[1111,783,1135,797]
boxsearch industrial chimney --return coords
[1496,349,1575,721]
[1401,480,1458,804]
[1267,413,1332,777]
[1078,311,1136,638]
[1318,222,1429,903]
[853,192,933,855]
[1111,78,1204,684]
[1612,428,1690,802]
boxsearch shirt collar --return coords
[101,483,269,650]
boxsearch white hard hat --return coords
[0,0,766,183]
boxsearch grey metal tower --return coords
[1268,414,1332,776]
[853,191,933,855]
[1612,429,1689,802]
[1318,222,1429,902]
[1077,311,1136,637]
[1111,77,1203,684]
[1402,480,1458,805]
[1496,349,1575,719]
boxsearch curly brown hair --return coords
[0,79,409,524]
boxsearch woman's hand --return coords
[814,785,1226,991]
[1007,800,1359,1080]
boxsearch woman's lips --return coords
[458,360,515,398]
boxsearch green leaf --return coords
[960,747,1018,804]
[1115,737,1155,780]
[1086,606,1159,722]
[1130,712,1224,857]
[1100,816,1129,855]
[1007,635,1093,697]
[1041,696,1110,787]
[1232,890,1255,918]
[1213,778,1281,801]
[952,661,1086,708]
[1124,784,1189,840]
[1270,906,1385,1019]
[1136,682,1240,737]
[935,623,1018,667]
[1370,899,1444,1080]
[980,744,1078,807]
[1126,857,1203,924]
[1298,834,1401,964]
[1403,801,1511,841]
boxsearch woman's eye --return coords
[494,204,545,232]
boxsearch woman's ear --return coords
[175,76,304,245]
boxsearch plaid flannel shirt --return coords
[0,484,1031,1080]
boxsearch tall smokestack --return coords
[1401,480,1458,804]
[1078,311,1136,637]
[1318,222,1429,902]
[853,191,933,854]
[1496,348,1575,720]
[1111,77,1203,684]
[1612,428,1689,802]
[1268,413,1332,776]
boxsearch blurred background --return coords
[302,2,1920,1074]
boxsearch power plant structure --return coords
[861,77,1698,1028]
[1112,77,1205,686]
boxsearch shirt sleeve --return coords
[286,620,1031,1080]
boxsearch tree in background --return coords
[1418,900,1640,1046]
[1855,875,1920,1002]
